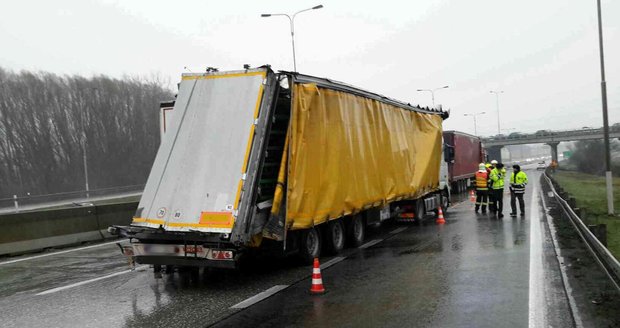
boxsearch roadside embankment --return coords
[541,172,620,326]
[0,202,137,256]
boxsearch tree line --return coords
[0,67,173,199]
[567,140,620,176]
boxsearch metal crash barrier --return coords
[542,171,620,291]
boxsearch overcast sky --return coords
[1,0,618,136]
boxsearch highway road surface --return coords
[0,169,614,327]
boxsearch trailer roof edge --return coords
[281,71,449,119]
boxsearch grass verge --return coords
[553,169,620,259]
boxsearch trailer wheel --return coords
[347,214,365,247]
[299,227,321,264]
[325,220,345,254]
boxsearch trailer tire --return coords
[347,214,365,247]
[299,227,321,264]
[325,220,345,254]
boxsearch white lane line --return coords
[528,182,546,328]
[321,256,345,270]
[0,239,128,266]
[231,285,289,309]
[390,227,407,235]
[449,200,469,209]
[540,187,584,328]
[359,239,383,249]
[36,265,148,296]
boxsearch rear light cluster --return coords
[209,250,233,260]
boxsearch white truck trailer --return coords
[109,66,450,269]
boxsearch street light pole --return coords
[464,112,486,136]
[261,5,323,72]
[416,85,449,108]
[490,90,503,134]
[596,0,614,214]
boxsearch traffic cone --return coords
[469,190,476,202]
[310,258,326,294]
[436,207,446,224]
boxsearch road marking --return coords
[390,227,407,234]
[540,187,584,328]
[321,256,345,269]
[359,239,383,249]
[449,200,469,209]
[36,265,148,296]
[528,182,546,328]
[230,285,289,309]
[0,239,128,266]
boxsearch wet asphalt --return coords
[0,169,574,328]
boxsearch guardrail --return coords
[0,184,144,212]
[542,170,620,291]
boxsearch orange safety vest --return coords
[475,171,489,190]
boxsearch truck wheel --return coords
[299,227,321,264]
[347,214,365,247]
[325,220,345,254]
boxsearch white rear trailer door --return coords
[133,69,268,233]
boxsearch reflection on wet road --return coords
[1,170,572,327]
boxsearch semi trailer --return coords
[442,130,485,193]
[109,66,450,269]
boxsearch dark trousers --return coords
[492,189,503,214]
[510,191,525,214]
[475,190,488,212]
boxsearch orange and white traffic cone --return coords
[469,190,476,202]
[310,258,326,294]
[436,207,446,224]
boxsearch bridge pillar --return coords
[487,146,503,163]
[546,142,560,162]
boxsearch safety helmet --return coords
[479,163,486,170]
[491,160,498,165]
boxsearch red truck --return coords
[443,131,485,193]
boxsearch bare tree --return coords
[0,67,173,199]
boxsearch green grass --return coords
[553,170,620,259]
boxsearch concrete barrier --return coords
[0,202,137,256]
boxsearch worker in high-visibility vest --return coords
[490,162,506,218]
[487,160,498,212]
[474,163,489,213]
[509,164,528,217]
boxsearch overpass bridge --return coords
[481,126,620,162]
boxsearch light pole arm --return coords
[262,5,322,73]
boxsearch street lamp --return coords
[596,0,614,214]
[416,85,449,108]
[261,5,324,72]
[489,90,504,135]
[464,111,486,136]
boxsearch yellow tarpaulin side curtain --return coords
[286,83,443,230]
